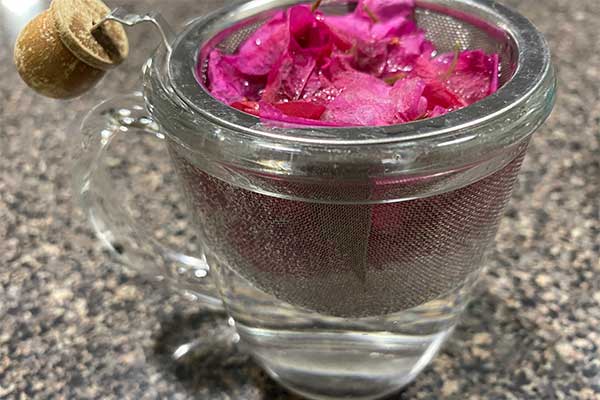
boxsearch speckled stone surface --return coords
[1,0,598,399]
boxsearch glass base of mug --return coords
[241,323,453,400]
[210,255,480,400]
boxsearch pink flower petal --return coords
[384,29,432,76]
[362,0,415,21]
[429,105,449,118]
[263,52,317,102]
[322,71,395,125]
[288,5,335,58]
[273,101,327,120]
[232,11,288,76]
[351,39,389,76]
[422,79,467,110]
[413,49,500,105]
[301,69,341,105]
[390,77,428,122]
[259,101,344,126]
[204,0,501,127]
[207,50,265,103]
[326,13,372,43]
[326,0,415,42]
[440,50,499,104]
[231,100,260,116]
[370,15,413,40]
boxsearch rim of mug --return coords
[160,0,555,147]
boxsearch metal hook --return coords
[92,8,175,54]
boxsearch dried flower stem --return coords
[363,5,380,23]
[441,42,461,80]
[383,72,407,85]
[311,0,323,12]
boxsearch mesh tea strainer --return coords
[135,0,556,317]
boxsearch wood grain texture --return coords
[51,0,129,70]
[13,10,105,98]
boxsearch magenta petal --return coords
[362,0,415,21]
[263,52,317,102]
[301,69,341,105]
[414,49,500,105]
[412,52,445,79]
[352,39,389,76]
[395,29,428,57]
[326,13,372,43]
[207,50,248,103]
[385,30,430,74]
[422,79,467,110]
[335,70,391,98]
[233,11,288,76]
[288,5,335,58]
[327,1,414,41]
[429,105,448,118]
[322,71,395,125]
[301,70,323,100]
[273,101,327,120]
[231,100,260,116]
[444,50,500,104]
[370,15,413,40]
[390,77,427,122]
[259,101,343,126]
[321,55,354,79]
[420,40,437,59]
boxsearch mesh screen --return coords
[170,146,527,317]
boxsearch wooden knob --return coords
[13,0,129,99]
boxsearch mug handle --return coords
[73,93,223,310]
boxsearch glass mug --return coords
[73,0,556,399]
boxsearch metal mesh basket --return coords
[172,144,526,317]
[161,0,546,317]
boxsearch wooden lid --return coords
[51,0,129,70]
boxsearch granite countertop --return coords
[1,0,598,399]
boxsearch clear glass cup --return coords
[73,1,556,399]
